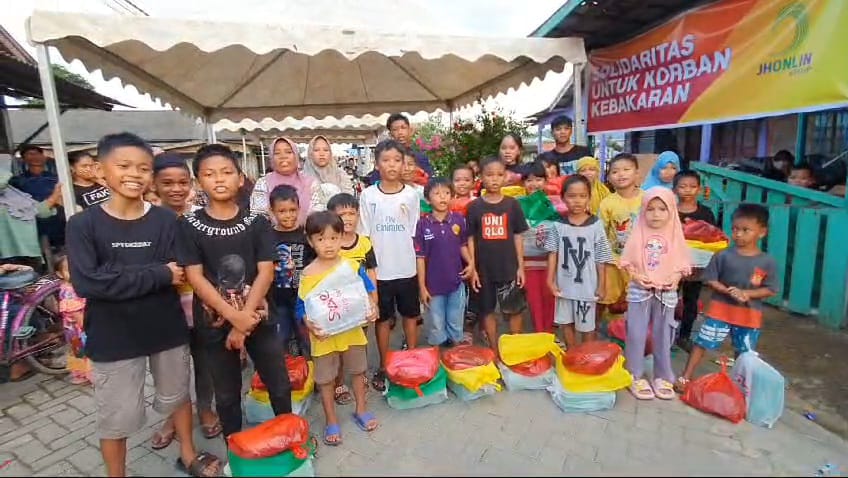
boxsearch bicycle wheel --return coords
[19,277,68,375]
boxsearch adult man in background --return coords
[10,145,65,251]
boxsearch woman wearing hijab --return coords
[575,156,611,215]
[302,135,354,207]
[641,151,681,190]
[250,137,320,224]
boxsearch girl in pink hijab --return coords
[250,137,319,225]
[619,186,692,401]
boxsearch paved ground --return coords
[1,317,847,476]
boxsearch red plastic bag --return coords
[251,355,309,391]
[413,167,429,187]
[607,319,652,356]
[562,341,622,375]
[286,355,309,391]
[441,345,496,371]
[683,219,728,243]
[508,355,553,377]
[386,347,440,396]
[228,414,310,459]
[449,197,473,216]
[682,358,747,423]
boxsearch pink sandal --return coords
[629,379,655,400]
[652,379,676,400]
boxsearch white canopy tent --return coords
[215,115,389,144]
[26,9,586,215]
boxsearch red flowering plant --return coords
[411,106,529,176]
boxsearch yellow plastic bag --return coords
[555,355,633,393]
[482,185,526,198]
[249,361,315,403]
[444,363,502,393]
[499,333,561,366]
[685,239,729,253]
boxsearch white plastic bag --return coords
[547,377,616,413]
[447,381,498,401]
[496,361,555,391]
[303,261,370,336]
[730,351,785,428]
[244,395,311,424]
[386,389,448,410]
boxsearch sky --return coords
[4,0,570,121]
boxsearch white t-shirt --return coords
[358,183,420,281]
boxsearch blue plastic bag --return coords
[547,377,616,413]
[245,395,311,424]
[447,381,498,401]
[730,352,785,428]
[496,361,555,391]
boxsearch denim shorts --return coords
[694,317,760,353]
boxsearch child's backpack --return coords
[730,352,785,428]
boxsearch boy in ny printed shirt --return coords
[358,140,421,391]
[545,175,614,349]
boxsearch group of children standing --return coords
[61,125,779,474]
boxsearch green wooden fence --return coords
[691,163,848,329]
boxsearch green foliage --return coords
[411,106,529,177]
[25,65,95,106]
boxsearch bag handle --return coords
[719,355,729,374]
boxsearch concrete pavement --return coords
[1,361,846,477]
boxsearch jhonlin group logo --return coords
[758,1,813,76]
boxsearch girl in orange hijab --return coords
[620,187,692,401]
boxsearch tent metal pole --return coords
[573,62,586,146]
[36,44,76,219]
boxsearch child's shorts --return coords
[376,277,420,322]
[554,299,596,333]
[694,317,760,353]
[92,345,190,439]
[478,280,527,318]
[313,345,367,386]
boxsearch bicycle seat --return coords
[0,269,39,290]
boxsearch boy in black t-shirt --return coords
[67,133,220,477]
[674,170,718,351]
[467,156,529,357]
[177,144,291,438]
[269,184,316,357]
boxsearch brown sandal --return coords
[201,420,223,439]
[334,384,354,405]
[151,427,176,450]
[176,451,221,477]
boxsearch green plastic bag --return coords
[385,366,448,409]
[420,198,432,214]
[228,437,317,477]
[517,191,561,227]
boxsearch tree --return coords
[25,65,95,106]
[411,106,529,177]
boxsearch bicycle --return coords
[0,266,68,381]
